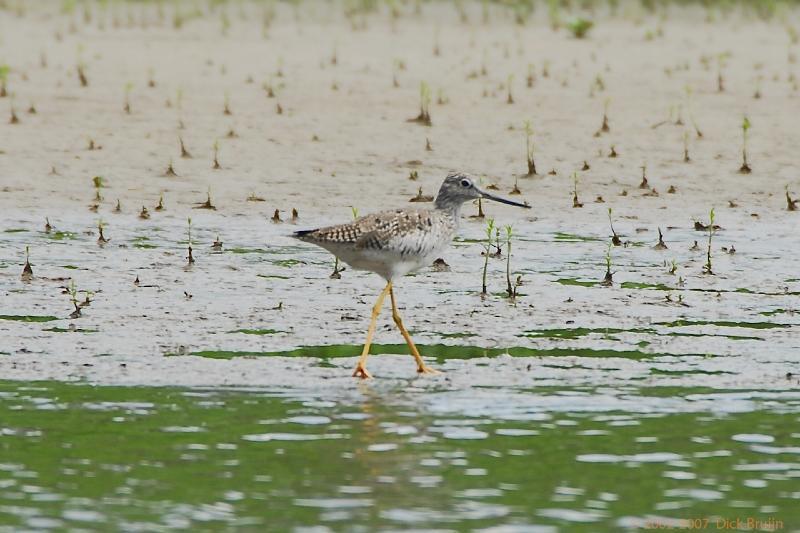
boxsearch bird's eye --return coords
[460,179,471,188]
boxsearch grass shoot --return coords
[608,208,621,245]
[481,218,495,296]
[702,208,716,275]
[524,120,537,176]
[739,116,752,173]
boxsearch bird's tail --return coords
[292,229,317,241]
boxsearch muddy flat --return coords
[0,1,799,531]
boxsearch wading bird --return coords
[294,172,530,378]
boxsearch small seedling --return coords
[139,206,150,220]
[271,209,282,223]
[211,235,223,252]
[179,137,192,158]
[408,170,418,181]
[97,220,109,244]
[510,178,521,195]
[45,218,52,233]
[582,161,590,171]
[526,63,535,88]
[409,187,433,202]
[668,258,678,275]
[194,188,216,210]
[247,192,265,202]
[223,92,232,115]
[114,199,121,213]
[786,185,798,211]
[480,218,495,296]
[567,17,593,39]
[683,131,691,162]
[9,96,19,124]
[609,145,618,158]
[608,208,621,245]
[68,281,81,318]
[123,83,133,114]
[425,138,432,151]
[594,98,610,136]
[600,241,613,286]
[408,81,432,126]
[702,208,716,275]
[572,172,583,208]
[92,176,104,202]
[77,63,88,87]
[506,74,514,104]
[504,225,519,300]
[186,217,195,265]
[639,165,649,189]
[524,120,537,176]
[470,198,485,219]
[716,54,726,92]
[155,194,165,211]
[21,246,33,281]
[0,65,8,97]
[739,116,752,173]
[212,139,221,169]
[164,160,178,177]
[654,227,667,250]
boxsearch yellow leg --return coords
[352,281,392,379]
[389,285,440,375]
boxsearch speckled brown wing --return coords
[294,208,433,247]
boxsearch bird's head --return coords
[435,172,531,211]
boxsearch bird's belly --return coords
[338,249,432,280]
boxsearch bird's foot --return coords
[352,364,372,379]
[416,364,441,375]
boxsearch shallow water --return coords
[0,380,798,532]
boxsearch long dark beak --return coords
[477,188,531,209]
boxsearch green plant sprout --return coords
[668,258,678,275]
[68,280,81,319]
[739,116,752,173]
[683,131,691,162]
[0,65,9,97]
[180,137,192,158]
[654,228,668,250]
[572,172,583,208]
[600,241,613,286]
[9,94,19,124]
[684,85,704,138]
[212,139,221,169]
[608,208,621,245]
[92,176,104,201]
[567,17,593,39]
[21,246,33,281]
[524,120,537,175]
[599,97,610,134]
[504,225,519,300]
[481,218,495,296]
[703,208,715,275]
[506,74,514,104]
[224,91,232,115]
[409,81,431,125]
[123,82,132,114]
[97,219,108,244]
[526,63,535,88]
[186,217,195,265]
[786,185,798,211]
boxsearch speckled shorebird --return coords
[294,172,531,378]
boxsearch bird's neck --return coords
[434,199,462,220]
